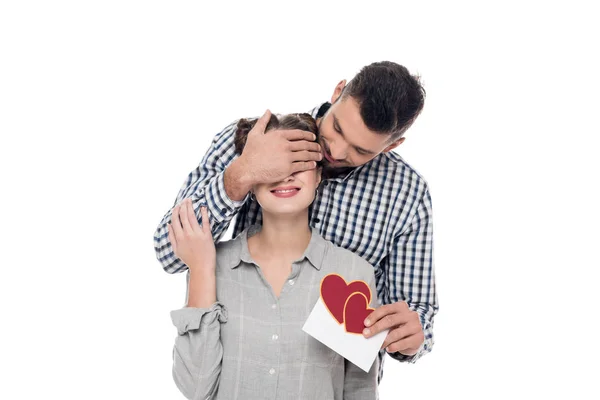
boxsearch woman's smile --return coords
[270,186,301,198]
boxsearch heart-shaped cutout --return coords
[343,292,375,334]
[320,274,371,324]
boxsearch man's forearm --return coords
[224,157,254,202]
[155,159,252,274]
[155,120,249,274]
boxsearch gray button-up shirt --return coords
[170,224,379,400]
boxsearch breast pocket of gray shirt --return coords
[301,333,339,367]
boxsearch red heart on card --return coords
[320,274,371,324]
[343,292,375,334]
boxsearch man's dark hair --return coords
[342,61,426,141]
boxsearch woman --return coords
[168,113,379,400]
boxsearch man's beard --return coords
[321,158,356,179]
[321,163,356,180]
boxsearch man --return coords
[154,61,438,382]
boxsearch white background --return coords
[1,1,599,399]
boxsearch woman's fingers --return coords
[200,206,211,234]
[171,204,183,239]
[184,199,201,233]
[167,223,177,253]
[178,199,193,233]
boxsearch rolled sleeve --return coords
[170,302,228,400]
[171,302,228,334]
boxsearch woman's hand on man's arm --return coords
[168,198,217,308]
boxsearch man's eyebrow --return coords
[333,113,377,155]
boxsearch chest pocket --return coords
[301,333,340,367]
[300,289,340,366]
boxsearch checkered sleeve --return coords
[153,120,250,274]
[384,187,438,363]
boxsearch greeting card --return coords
[302,274,388,372]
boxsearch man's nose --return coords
[329,141,348,161]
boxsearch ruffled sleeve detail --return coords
[170,302,228,335]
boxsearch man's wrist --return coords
[224,157,254,202]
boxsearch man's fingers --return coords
[200,206,211,234]
[385,332,424,354]
[363,303,413,337]
[291,150,323,163]
[281,129,317,142]
[364,304,395,328]
[290,161,317,174]
[288,140,322,153]
[364,313,407,337]
[386,337,413,353]
[250,109,271,135]
[392,346,421,356]
[381,326,413,349]
[365,302,409,327]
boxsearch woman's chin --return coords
[261,201,311,216]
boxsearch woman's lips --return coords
[271,187,300,198]
[271,188,300,198]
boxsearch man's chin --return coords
[321,164,355,180]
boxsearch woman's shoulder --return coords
[213,230,247,270]
[215,237,239,252]
[216,225,254,252]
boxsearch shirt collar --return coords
[228,224,328,271]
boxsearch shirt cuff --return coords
[170,302,228,335]
[203,170,250,223]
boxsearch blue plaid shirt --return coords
[154,103,438,381]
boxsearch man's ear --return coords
[331,80,347,104]
[382,137,406,153]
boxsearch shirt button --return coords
[314,218,320,223]
[272,334,279,341]
[289,280,295,286]
[269,368,276,375]
[324,181,329,186]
